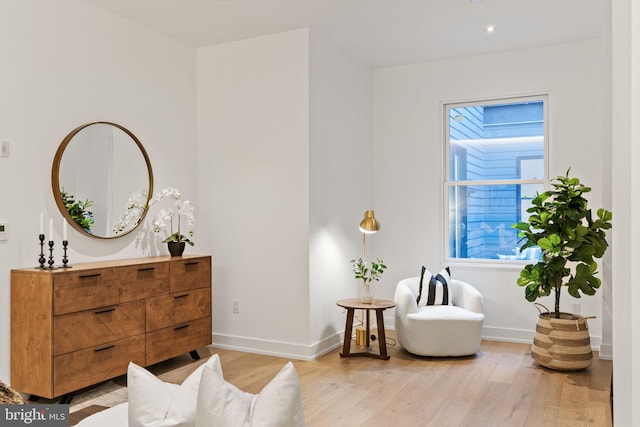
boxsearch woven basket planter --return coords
[531,304,594,371]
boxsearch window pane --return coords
[448,183,544,260]
[449,101,544,181]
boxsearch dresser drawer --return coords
[119,262,169,303]
[146,317,211,366]
[53,269,119,315]
[146,287,211,331]
[53,301,145,356]
[169,257,211,293]
[53,334,145,397]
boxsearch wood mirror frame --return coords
[51,122,154,239]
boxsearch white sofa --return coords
[394,276,485,357]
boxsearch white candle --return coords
[40,212,44,235]
[49,218,53,241]
[63,219,68,241]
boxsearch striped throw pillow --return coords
[417,266,452,306]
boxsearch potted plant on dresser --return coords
[513,169,612,370]
[150,187,195,256]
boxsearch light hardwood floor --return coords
[71,336,612,427]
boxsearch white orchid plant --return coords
[112,189,148,235]
[149,187,195,246]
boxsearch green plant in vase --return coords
[350,257,387,303]
[512,169,612,370]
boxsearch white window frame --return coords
[443,94,549,264]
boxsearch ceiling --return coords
[82,0,610,67]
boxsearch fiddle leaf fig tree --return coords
[512,170,612,318]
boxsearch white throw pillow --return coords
[128,354,223,427]
[195,361,306,427]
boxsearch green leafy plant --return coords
[351,257,387,284]
[60,188,94,233]
[512,169,612,318]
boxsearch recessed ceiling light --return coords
[485,25,496,33]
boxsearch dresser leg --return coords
[59,392,74,405]
[28,394,40,401]
[189,350,201,360]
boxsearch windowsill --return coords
[443,258,534,270]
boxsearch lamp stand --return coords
[362,233,366,259]
[357,232,367,345]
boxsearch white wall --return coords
[372,39,610,347]
[0,0,197,383]
[196,29,374,359]
[611,0,639,424]
[196,30,313,357]
[308,30,373,353]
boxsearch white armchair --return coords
[394,276,485,357]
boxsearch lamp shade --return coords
[359,210,380,234]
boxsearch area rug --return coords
[70,379,128,413]
[0,381,26,404]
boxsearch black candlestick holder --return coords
[62,240,70,268]
[37,234,46,269]
[47,240,58,270]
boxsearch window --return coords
[445,96,547,261]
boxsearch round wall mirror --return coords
[52,122,154,239]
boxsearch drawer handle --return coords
[185,261,199,266]
[138,267,155,272]
[94,308,116,314]
[174,324,190,331]
[79,273,101,279]
[94,344,115,352]
[174,293,190,299]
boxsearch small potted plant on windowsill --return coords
[350,257,387,303]
[512,169,612,370]
[149,187,195,256]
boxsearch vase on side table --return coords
[168,241,186,257]
[361,282,373,304]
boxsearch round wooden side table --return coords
[336,298,396,360]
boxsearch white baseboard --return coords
[599,343,612,360]
[481,326,535,345]
[481,325,603,352]
[210,332,343,361]
[210,324,604,361]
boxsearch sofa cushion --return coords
[195,361,306,427]
[76,402,129,427]
[410,304,485,321]
[418,266,452,306]
[128,354,222,427]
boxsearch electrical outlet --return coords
[232,299,240,314]
[0,141,9,157]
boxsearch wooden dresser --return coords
[10,255,212,401]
